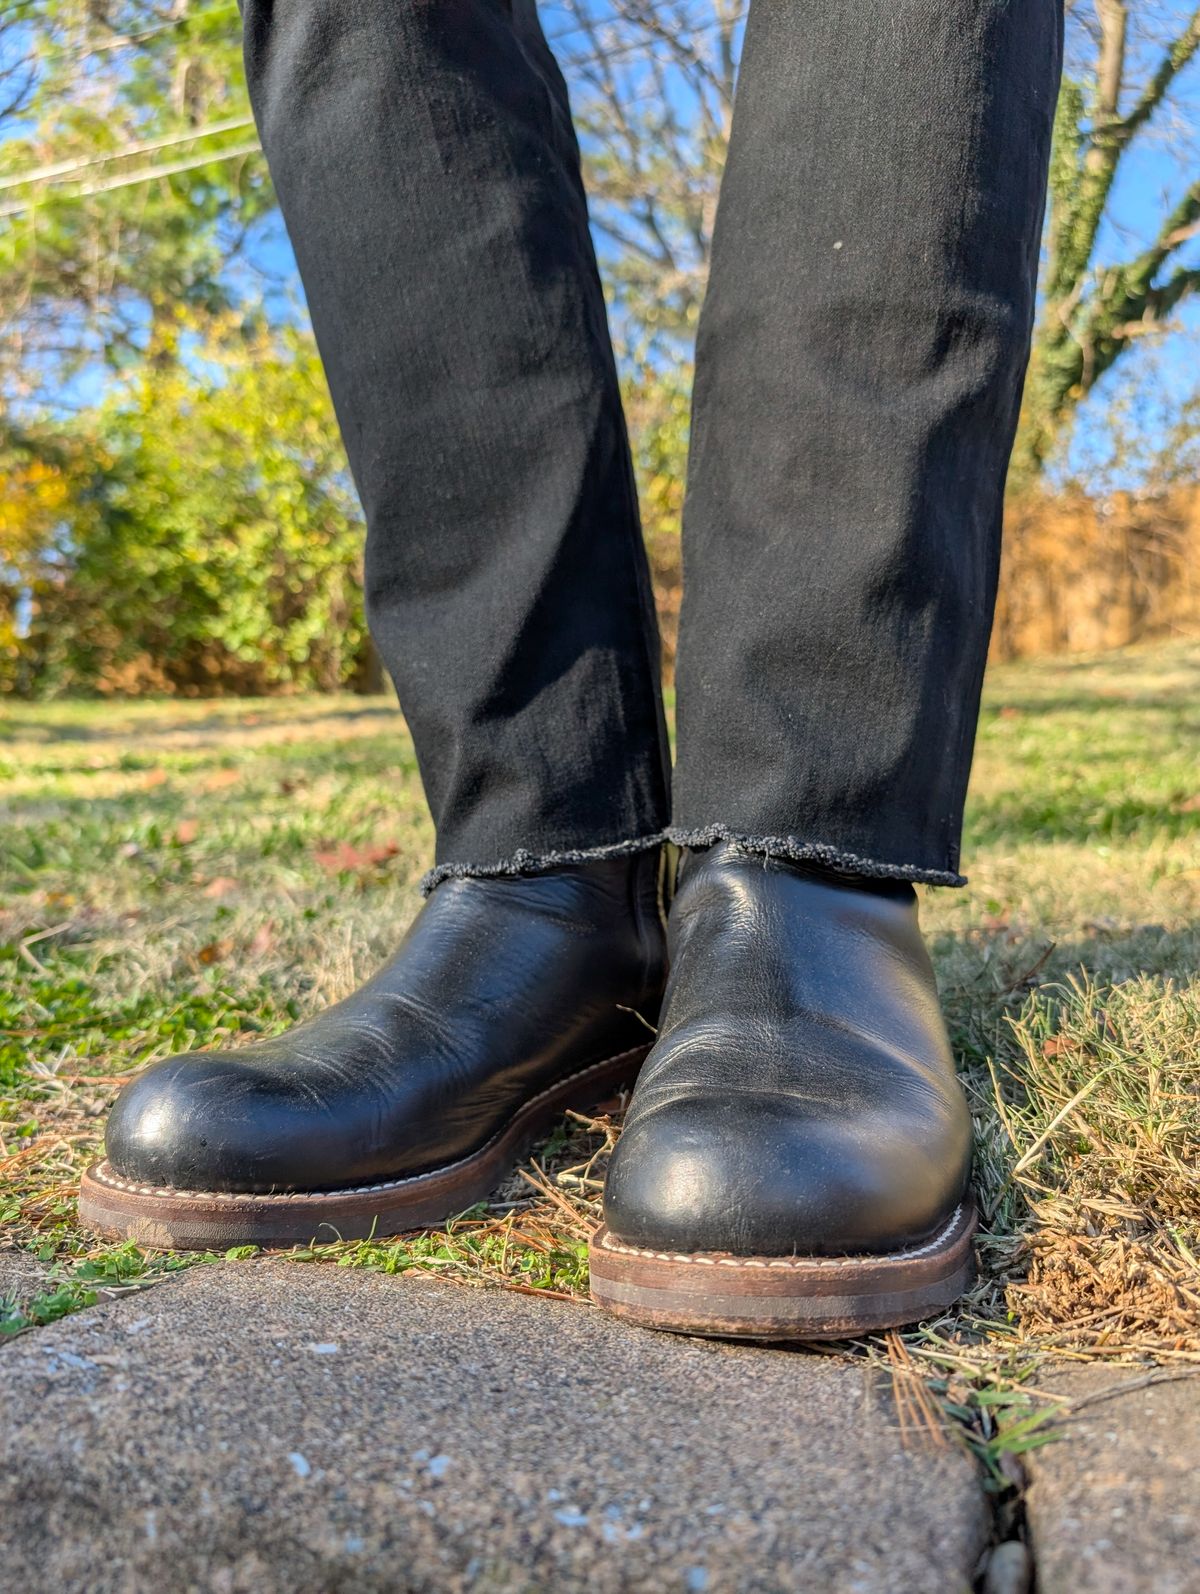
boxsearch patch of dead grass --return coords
[985,975,1200,1361]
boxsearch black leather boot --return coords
[589,842,976,1339]
[79,852,667,1249]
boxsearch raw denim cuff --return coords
[664,824,966,888]
[421,832,668,896]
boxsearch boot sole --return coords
[588,1199,977,1340]
[78,1045,649,1251]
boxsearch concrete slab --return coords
[0,1261,988,1593]
[1026,1366,1200,1594]
[0,1246,50,1308]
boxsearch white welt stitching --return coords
[89,1047,647,1205]
[597,1204,968,1270]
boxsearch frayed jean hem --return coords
[421,832,668,896]
[664,824,967,887]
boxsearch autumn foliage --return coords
[2,323,370,697]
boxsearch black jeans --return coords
[240,0,1062,891]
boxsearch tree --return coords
[5,320,368,696]
[0,0,271,423]
[552,0,740,357]
[8,0,1200,694]
[1016,0,1200,480]
[550,2,740,657]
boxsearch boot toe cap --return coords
[603,1090,970,1258]
[104,1051,305,1192]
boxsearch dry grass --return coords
[986,976,1200,1360]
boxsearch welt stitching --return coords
[90,1046,647,1204]
[597,1204,967,1270]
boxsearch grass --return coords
[2,641,1199,1378]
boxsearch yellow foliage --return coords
[0,457,72,560]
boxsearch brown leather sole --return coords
[588,1199,977,1340]
[78,1046,649,1251]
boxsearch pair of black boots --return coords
[79,843,975,1339]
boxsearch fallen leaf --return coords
[202,768,242,792]
[313,840,400,874]
[201,876,240,899]
[197,938,233,965]
[173,819,199,846]
[247,922,276,957]
[141,768,169,788]
[1041,1035,1078,1058]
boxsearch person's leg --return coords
[79,0,669,1247]
[244,0,669,884]
[593,0,1063,1337]
[673,0,1059,877]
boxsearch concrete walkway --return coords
[1,1258,1194,1592]
[1025,1365,1200,1594]
[3,1261,985,1593]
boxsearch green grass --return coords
[2,642,1199,1365]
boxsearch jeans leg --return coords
[671,0,1063,884]
[240,0,670,888]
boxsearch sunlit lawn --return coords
[2,641,1199,1377]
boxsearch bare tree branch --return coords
[1115,4,1200,145]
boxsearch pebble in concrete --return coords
[0,1260,988,1593]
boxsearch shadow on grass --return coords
[982,691,1200,718]
[2,702,401,746]
[964,796,1200,848]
